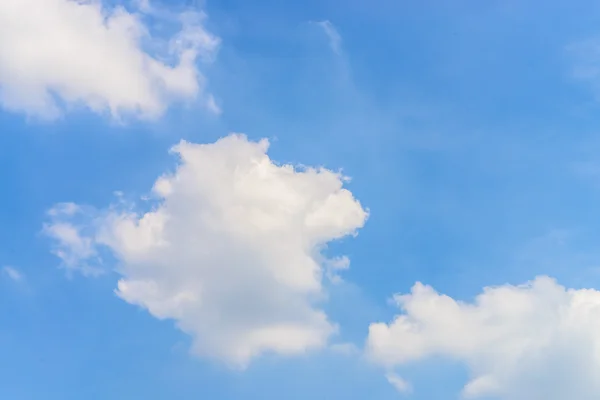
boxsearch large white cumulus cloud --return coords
[366,276,600,399]
[0,0,219,119]
[45,134,368,366]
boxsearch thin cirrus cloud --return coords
[2,266,23,282]
[44,133,368,367]
[44,202,105,278]
[316,20,342,55]
[385,372,412,394]
[366,276,600,399]
[0,0,220,120]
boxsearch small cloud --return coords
[385,372,412,394]
[325,256,350,284]
[47,202,81,217]
[316,20,342,55]
[43,206,104,277]
[2,266,23,282]
[329,342,359,356]
[205,94,221,115]
[462,375,499,398]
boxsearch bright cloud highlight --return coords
[0,0,219,120]
[45,134,368,366]
[366,276,600,399]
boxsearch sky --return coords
[5,0,600,399]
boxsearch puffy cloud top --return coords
[46,134,368,366]
[0,0,219,119]
[367,276,600,399]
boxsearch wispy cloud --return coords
[2,266,23,282]
[385,372,412,394]
[329,342,360,356]
[567,36,600,101]
[316,20,342,55]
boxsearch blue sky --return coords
[4,0,600,399]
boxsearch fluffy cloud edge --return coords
[0,0,220,120]
[366,276,600,399]
[44,133,368,367]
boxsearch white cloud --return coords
[43,209,104,277]
[385,372,412,394]
[0,0,220,120]
[316,20,342,55]
[45,134,368,367]
[366,276,600,399]
[2,266,23,282]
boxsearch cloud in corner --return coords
[366,276,600,399]
[0,0,220,121]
